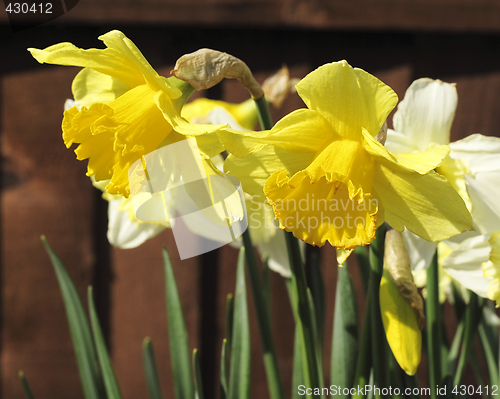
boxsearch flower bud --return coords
[171,48,264,99]
[384,229,425,328]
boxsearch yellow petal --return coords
[63,84,174,197]
[305,135,375,198]
[72,68,131,108]
[380,269,422,375]
[436,155,471,209]
[372,163,473,242]
[483,231,500,306]
[98,30,166,92]
[396,145,450,174]
[218,109,331,158]
[362,129,450,174]
[296,60,398,139]
[224,145,316,202]
[264,170,378,249]
[182,98,258,130]
[29,42,145,88]
[154,91,229,137]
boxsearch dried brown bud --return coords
[262,65,291,108]
[384,230,426,329]
[171,48,264,99]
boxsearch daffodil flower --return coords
[219,61,472,250]
[442,171,500,305]
[29,30,228,198]
[384,78,500,301]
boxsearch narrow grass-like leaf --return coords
[368,225,388,398]
[162,247,194,399]
[331,264,358,391]
[88,287,123,399]
[426,252,442,399]
[18,371,34,399]
[220,340,229,399]
[228,248,251,399]
[284,232,321,397]
[479,321,499,387]
[225,294,234,353]
[241,230,283,399]
[143,338,163,399]
[307,289,324,389]
[453,293,483,386]
[447,317,464,375]
[292,327,304,399]
[41,237,104,399]
[354,246,370,292]
[193,350,204,399]
[309,251,325,350]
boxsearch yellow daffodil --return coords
[219,61,472,249]
[29,30,227,198]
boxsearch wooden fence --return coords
[2,1,500,397]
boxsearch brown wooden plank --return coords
[109,231,202,399]
[2,0,500,32]
[1,67,94,398]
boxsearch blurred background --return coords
[2,0,500,397]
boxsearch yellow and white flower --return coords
[219,61,472,250]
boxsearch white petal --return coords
[449,134,500,174]
[402,229,438,271]
[466,173,500,235]
[442,234,491,298]
[393,78,457,151]
[385,128,420,154]
[107,199,165,249]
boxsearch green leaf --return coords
[241,230,283,399]
[307,289,324,388]
[88,287,123,399]
[284,232,321,398]
[143,338,164,399]
[453,292,483,386]
[225,294,234,353]
[228,248,251,399]
[220,340,229,399]
[331,264,358,391]
[162,247,195,399]
[41,237,104,399]
[309,251,325,351]
[291,327,304,399]
[193,349,204,399]
[18,371,35,399]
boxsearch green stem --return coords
[241,230,284,399]
[426,252,442,398]
[254,95,273,130]
[453,293,483,386]
[285,231,321,398]
[368,225,387,398]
